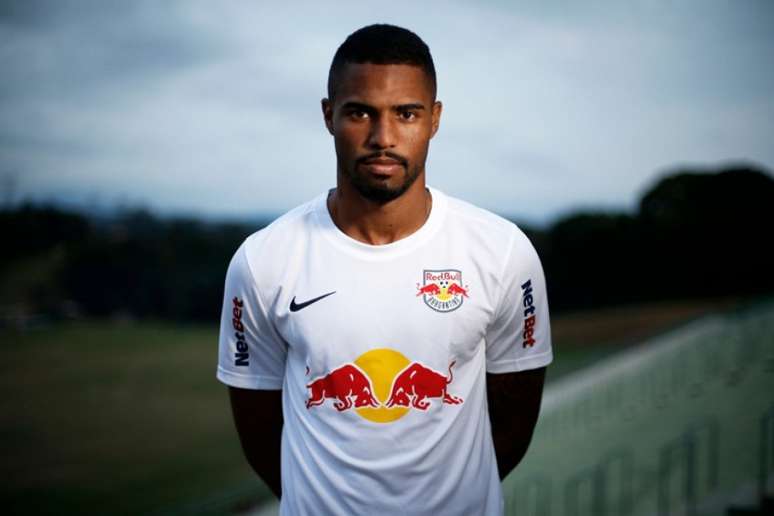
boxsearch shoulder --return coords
[228,193,324,286]
[243,195,320,251]
[439,189,537,265]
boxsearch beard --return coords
[340,151,424,204]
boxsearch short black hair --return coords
[327,24,437,101]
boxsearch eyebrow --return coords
[340,101,426,112]
[395,103,426,111]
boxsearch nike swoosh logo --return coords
[289,291,336,312]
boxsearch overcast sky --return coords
[1,0,773,225]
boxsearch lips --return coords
[359,157,405,176]
[363,158,401,165]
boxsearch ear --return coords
[321,98,335,136]
[430,100,443,138]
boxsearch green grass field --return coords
[0,298,744,515]
[0,322,268,515]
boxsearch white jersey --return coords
[217,187,553,516]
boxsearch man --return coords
[217,24,552,515]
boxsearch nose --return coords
[366,117,396,150]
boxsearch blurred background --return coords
[1,1,773,515]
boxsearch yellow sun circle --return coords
[354,348,410,423]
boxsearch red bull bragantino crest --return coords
[305,348,464,423]
[416,269,469,313]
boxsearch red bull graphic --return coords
[306,364,380,412]
[415,283,441,297]
[306,349,464,423]
[385,361,463,410]
[417,269,469,313]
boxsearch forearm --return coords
[240,418,282,498]
[228,387,283,498]
[486,367,546,480]
[488,407,533,480]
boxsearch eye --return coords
[347,109,369,120]
[399,110,417,121]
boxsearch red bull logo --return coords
[306,349,464,423]
[385,361,462,410]
[306,364,380,412]
[417,269,469,313]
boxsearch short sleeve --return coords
[216,241,287,389]
[485,228,553,373]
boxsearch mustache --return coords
[357,151,408,167]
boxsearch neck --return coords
[328,173,432,245]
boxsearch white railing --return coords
[504,300,774,516]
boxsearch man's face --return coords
[322,63,442,203]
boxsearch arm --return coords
[486,366,546,480]
[217,242,289,498]
[228,386,283,499]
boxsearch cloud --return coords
[1,0,773,224]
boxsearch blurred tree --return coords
[638,165,774,298]
[0,203,90,267]
[541,213,642,311]
[61,214,255,322]
[2,164,772,324]
[0,205,91,321]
